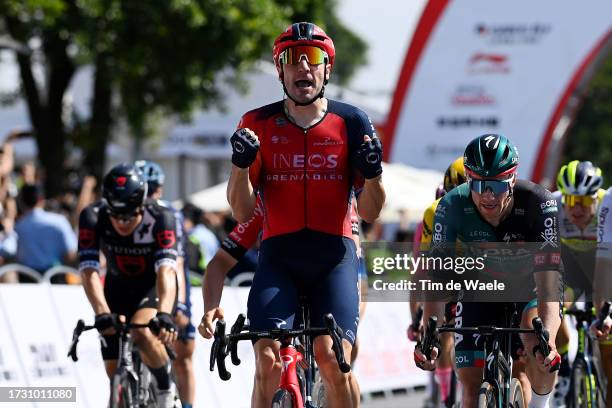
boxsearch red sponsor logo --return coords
[467,53,510,74]
[115,176,127,187]
[550,253,561,265]
[534,253,546,266]
[116,255,145,276]
[79,229,96,249]
[156,230,176,248]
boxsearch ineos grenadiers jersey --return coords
[553,189,606,253]
[241,99,373,240]
[78,201,179,290]
[432,180,561,272]
[221,195,362,260]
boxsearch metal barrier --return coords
[229,271,255,287]
[0,263,43,283]
[43,265,81,284]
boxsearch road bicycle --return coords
[564,301,610,408]
[68,317,178,408]
[421,312,558,408]
[211,310,350,408]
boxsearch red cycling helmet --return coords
[273,22,335,69]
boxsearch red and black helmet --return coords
[273,22,335,69]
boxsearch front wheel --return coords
[109,372,133,408]
[509,378,525,408]
[570,360,600,408]
[477,381,498,408]
[271,389,294,408]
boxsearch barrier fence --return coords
[0,283,426,407]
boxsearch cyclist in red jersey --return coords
[225,22,385,408]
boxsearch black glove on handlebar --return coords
[94,313,117,333]
[156,312,178,333]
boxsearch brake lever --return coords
[229,314,246,366]
[324,314,351,373]
[67,319,86,361]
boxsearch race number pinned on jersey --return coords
[156,230,176,249]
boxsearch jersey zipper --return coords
[303,128,308,229]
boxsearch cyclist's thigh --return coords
[456,366,483,392]
[454,302,506,369]
[247,242,299,331]
[309,237,359,345]
[130,286,160,324]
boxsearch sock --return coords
[148,362,171,391]
[528,389,551,408]
[434,367,453,401]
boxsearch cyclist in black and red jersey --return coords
[78,163,180,407]
[225,22,385,407]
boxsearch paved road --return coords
[362,389,428,408]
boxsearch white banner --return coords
[385,0,612,182]
[0,285,426,407]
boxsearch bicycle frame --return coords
[567,307,601,407]
[480,330,514,407]
[279,341,305,407]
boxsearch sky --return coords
[336,0,427,113]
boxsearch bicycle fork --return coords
[279,345,305,407]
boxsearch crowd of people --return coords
[0,131,228,285]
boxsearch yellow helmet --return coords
[443,157,467,193]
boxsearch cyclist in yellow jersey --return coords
[552,160,606,407]
[408,157,465,406]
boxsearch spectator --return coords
[15,184,77,276]
[182,203,220,268]
[0,209,18,283]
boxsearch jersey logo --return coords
[79,229,96,249]
[116,255,145,276]
[138,223,151,239]
[484,135,499,149]
[157,230,176,248]
[134,210,155,244]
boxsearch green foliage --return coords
[0,0,368,191]
[561,53,612,187]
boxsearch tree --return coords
[0,0,367,197]
[561,52,612,185]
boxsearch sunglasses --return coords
[469,178,512,194]
[279,46,328,65]
[107,208,141,222]
[562,194,595,208]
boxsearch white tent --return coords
[184,162,443,223]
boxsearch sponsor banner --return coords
[386,0,612,180]
[0,285,428,407]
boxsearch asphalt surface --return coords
[361,388,428,408]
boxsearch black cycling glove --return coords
[155,311,178,333]
[94,313,117,333]
[354,136,383,179]
[231,128,260,168]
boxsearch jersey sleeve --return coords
[152,208,179,273]
[77,205,101,272]
[597,188,612,260]
[346,107,377,195]
[421,199,440,246]
[222,196,263,260]
[528,186,561,271]
[432,194,458,244]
